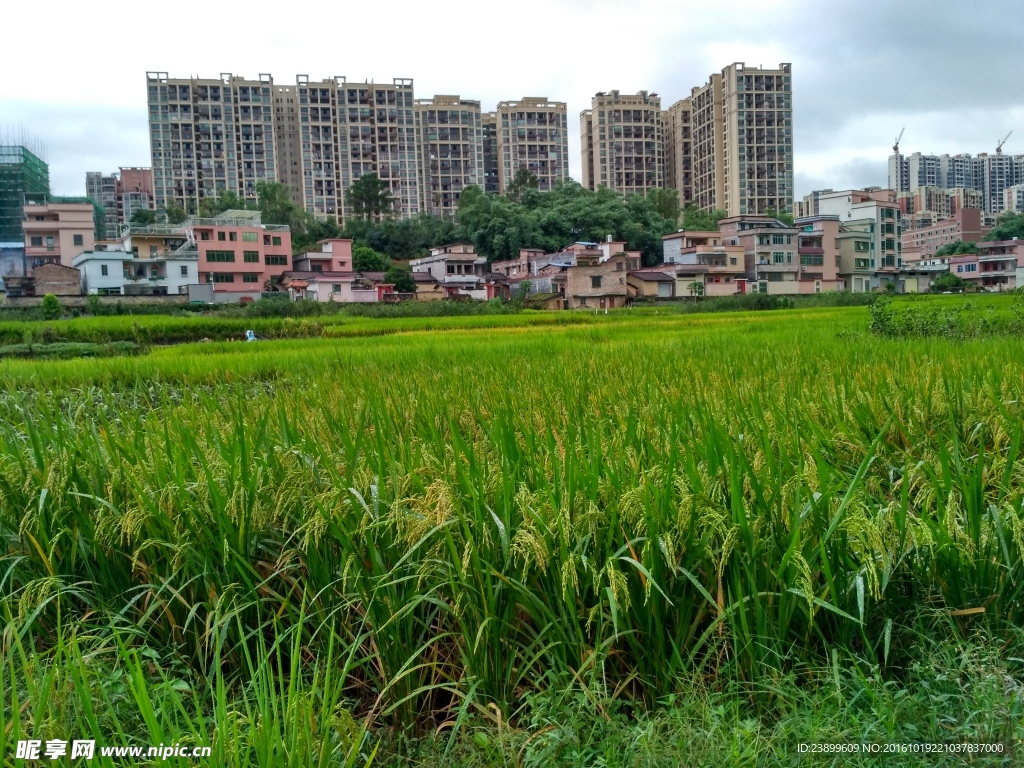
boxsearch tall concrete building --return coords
[887,149,1024,214]
[146,72,278,214]
[663,98,693,207]
[492,97,569,193]
[414,96,483,216]
[86,167,154,239]
[691,63,794,217]
[481,113,500,194]
[580,90,664,195]
[291,76,419,220]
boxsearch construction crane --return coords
[996,131,1012,154]
[893,127,905,156]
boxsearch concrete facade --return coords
[691,63,793,217]
[22,202,95,269]
[492,98,569,193]
[663,99,693,207]
[580,91,664,195]
[901,208,989,258]
[414,96,484,216]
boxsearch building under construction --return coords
[0,129,50,243]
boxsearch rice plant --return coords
[2,299,1023,761]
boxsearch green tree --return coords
[505,167,540,203]
[347,174,396,221]
[129,208,157,225]
[687,281,704,299]
[934,240,980,257]
[164,203,187,224]
[384,265,416,293]
[682,205,727,231]
[647,188,680,224]
[931,271,969,292]
[198,190,251,218]
[985,211,1024,242]
[40,293,62,320]
[352,245,391,273]
[764,208,795,226]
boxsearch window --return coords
[730,257,737,266]
[772,234,785,245]
[272,236,282,246]
[579,297,587,306]
[206,250,235,262]
[242,232,258,242]
[30,236,42,246]
[46,236,54,246]
[243,273,260,283]
[73,234,84,246]
[100,264,108,276]
[199,231,211,240]
[180,265,189,276]
[265,255,288,265]
[229,232,237,241]
[772,251,785,264]
[243,251,260,263]
[591,276,602,288]
[217,231,226,241]
[310,264,323,272]
[332,283,342,292]
[150,245,158,256]
[210,273,235,282]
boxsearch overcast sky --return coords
[1,0,1021,200]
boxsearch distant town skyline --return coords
[1,0,1020,200]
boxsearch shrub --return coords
[40,293,62,320]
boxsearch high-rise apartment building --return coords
[86,168,154,239]
[887,149,1024,214]
[291,76,419,220]
[481,113,500,194]
[414,96,483,216]
[580,90,664,195]
[492,98,569,193]
[1005,183,1024,213]
[663,98,693,206]
[146,72,278,214]
[691,63,794,216]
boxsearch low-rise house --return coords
[661,230,725,262]
[32,263,82,296]
[293,239,353,273]
[410,244,508,300]
[413,272,446,301]
[22,201,95,269]
[72,250,134,295]
[949,254,981,288]
[627,269,676,298]
[975,239,1022,291]
[794,216,843,293]
[719,215,801,294]
[554,248,635,309]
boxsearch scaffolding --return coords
[0,128,50,243]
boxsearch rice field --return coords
[3,299,1024,766]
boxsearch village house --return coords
[552,247,637,309]
[292,239,353,272]
[975,239,1023,291]
[31,263,82,296]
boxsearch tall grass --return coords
[2,301,1023,757]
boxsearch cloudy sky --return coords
[1,0,1021,199]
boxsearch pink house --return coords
[975,239,1023,290]
[293,238,353,272]
[190,209,292,292]
[949,254,981,287]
